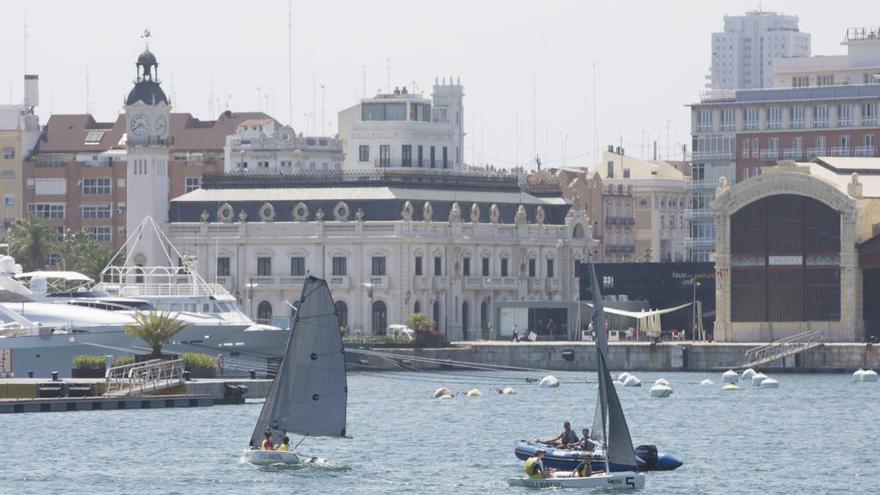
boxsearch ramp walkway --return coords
[740,330,824,369]
[104,359,185,397]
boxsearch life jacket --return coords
[277,443,289,452]
[261,439,273,450]
[576,461,591,477]
[524,457,542,478]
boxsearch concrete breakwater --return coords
[348,342,880,372]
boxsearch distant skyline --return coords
[0,0,873,169]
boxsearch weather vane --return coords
[141,28,152,48]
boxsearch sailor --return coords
[277,436,290,452]
[524,450,553,479]
[538,421,579,448]
[577,428,594,452]
[574,457,592,478]
[261,431,275,450]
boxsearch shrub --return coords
[112,355,135,367]
[181,352,217,370]
[73,355,105,369]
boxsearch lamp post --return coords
[692,276,701,341]
[362,281,375,335]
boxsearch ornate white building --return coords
[223,118,343,173]
[338,79,464,171]
[164,170,594,340]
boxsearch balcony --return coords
[605,244,635,254]
[528,278,543,291]
[684,237,715,249]
[605,216,635,226]
[759,149,780,161]
[463,277,517,290]
[854,146,878,157]
[830,147,852,157]
[368,276,391,290]
[329,276,350,289]
[246,276,307,289]
[691,151,734,161]
[414,276,432,290]
[806,147,826,157]
[782,148,805,160]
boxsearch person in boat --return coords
[576,428,593,452]
[524,450,554,479]
[277,436,290,452]
[261,431,275,450]
[574,457,592,478]
[538,421,579,448]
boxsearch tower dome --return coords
[126,46,168,106]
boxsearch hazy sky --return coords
[0,0,873,169]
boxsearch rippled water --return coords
[0,371,877,494]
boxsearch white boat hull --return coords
[508,471,645,489]
[242,448,301,465]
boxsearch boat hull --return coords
[508,471,645,489]
[242,448,301,465]
[514,441,682,472]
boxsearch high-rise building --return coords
[707,10,811,90]
[0,75,41,239]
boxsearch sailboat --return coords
[242,276,348,465]
[508,260,646,489]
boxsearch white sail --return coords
[250,276,347,447]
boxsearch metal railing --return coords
[104,359,185,396]
[740,329,824,369]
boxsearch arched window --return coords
[372,301,387,335]
[461,301,470,340]
[257,301,273,325]
[480,299,489,334]
[572,223,585,239]
[335,301,348,330]
[433,300,441,331]
[413,301,421,314]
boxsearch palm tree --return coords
[7,216,50,270]
[124,312,187,359]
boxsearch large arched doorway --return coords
[480,299,489,338]
[413,300,421,314]
[461,301,470,340]
[335,300,348,331]
[257,301,273,325]
[372,301,387,335]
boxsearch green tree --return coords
[60,230,118,281]
[7,216,51,270]
[124,312,187,359]
[405,312,436,338]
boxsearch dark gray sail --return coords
[250,276,347,447]
[588,259,637,470]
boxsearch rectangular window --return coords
[546,259,555,278]
[840,135,851,149]
[402,145,412,167]
[442,147,448,168]
[528,258,536,277]
[2,147,13,160]
[768,137,779,154]
[816,75,834,87]
[814,105,829,128]
[767,107,782,129]
[790,106,805,128]
[500,258,509,277]
[792,136,802,151]
[332,257,347,276]
[27,203,65,219]
[607,161,614,178]
[742,139,750,159]
[463,257,471,276]
[838,104,853,127]
[82,177,112,195]
[792,76,809,88]
[81,204,112,219]
[87,226,112,242]
[257,257,272,276]
[434,256,442,276]
[379,145,390,167]
[184,177,201,193]
[47,253,61,267]
[417,145,423,167]
[34,178,66,195]
[816,135,827,153]
[720,109,735,131]
[371,256,386,276]
[862,103,877,126]
[217,257,230,277]
[414,256,422,276]
[866,135,876,149]
[290,257,305,276]
[430,146,436,168]
[482,257,490,277]
[358,145,369,162]
[751,138,759,158]
[697,110,713,132]
[744,107,759,130]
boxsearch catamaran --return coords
[508,260,646,489]
[242,276,348,465]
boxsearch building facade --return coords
[707,10,810,90]
[337,79,464,171]
[223,118,343,173]
[773,27,880,88]
[0,75,41,239]
[163,171,594,340]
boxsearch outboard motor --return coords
[635,444,658,470]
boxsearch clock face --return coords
[155,115,168,137]
[130,114,149,136]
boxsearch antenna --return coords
[23,12,29,76]
[85,65,90,114]
[311,73,316,134]
[532,73,537,164]
[385,57,391,93]
[320,83,326,135]
[256,87,262,112]
[592,62,598,165]
[288,0,293,127]
[362,64,366,98]
[209,75,214,119]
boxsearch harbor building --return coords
[223,118,343,173]
[163,170,594,340]
[554,148,690,262]
[337,79,464,171]
[0,75,41,240]
[712,157,880,343]
[707,10,810,90]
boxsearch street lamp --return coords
[692,276,701,341]
[362,282,375,335]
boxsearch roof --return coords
[172,186,567,205]
[794,157,880,198]
[592,151,686,182]
[137,49,158,66]
[239,118,273,127]
[126,81,169,106]
[35,111,277,154]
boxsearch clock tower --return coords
[125,31,171,267]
